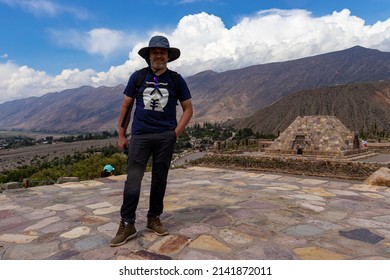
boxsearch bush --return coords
[1,151,128,186]
[29,167,67,186]
[71,153,128,180]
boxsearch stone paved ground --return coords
[0,166,389,260]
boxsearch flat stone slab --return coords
[44,204,76,211]
[284,225,326,237]
[189,235,232,253]
[294,246,348,260]
[0,233,38,244]
[1,167,389,260]
[60,226,90,239]
[339,228,385,244]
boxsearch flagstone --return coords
[93,205,120,215]
[264,244,294,259]
[225,208,257,219]
[0,234,38,243]
[184,180,212,185]
[361,192,384,198]
[373,215,390,224]
[329,189,360,196]
[260,174,282,180]
[80,215,110,224]
[204,214,233,227]
[23,209,56,220]
[56,182,88,189]
[302,187,335,197]
[179,224,212,237]
[291,194,326,202]
[41,221,73,234]
[347,218,390,228]
[350,184,382,192]
[219,228,253,245]
[86,201,112,209]
[44,204,76,211]
[60,226,90,239]
[235,243,266,259]
[97,222,118,235]
[0,209,15,219]
[107,175,127,181]
[74,235,110,251]
[24,216,61,231]
[0,204,19,211]
[339,228,385,244]
[179,250,220,260]
[80,180,104,187]
[299,202,325,212]
[65,208,86,217]
[81,247,116,260]
[148,235,189,255]
[268,185,300,191]
[5,242,59,260]
[264,211,301,225]
[189,235,231,253]
[164,202,187,211]
[0,216,27,233]
[48,249,80,260]
[306,218,343,230]
[284,224,326,237]
[297,178,327,185]
[1,166,390,260]
[294,246,348,260]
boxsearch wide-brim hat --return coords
[138,35,180,62]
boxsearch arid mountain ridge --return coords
[226,80,390,135]
[1,46,390,134]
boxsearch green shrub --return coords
[29,167,67,185]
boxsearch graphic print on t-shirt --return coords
[143,81,169,112]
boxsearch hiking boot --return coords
[147,217,169,236]
[109,220,137,247]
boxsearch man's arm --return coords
[175,99,193,138]
[117,95,134,151]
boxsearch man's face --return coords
[150,48,169,71]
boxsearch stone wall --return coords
[193,154,387,181]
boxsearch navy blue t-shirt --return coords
[123,67,191,135]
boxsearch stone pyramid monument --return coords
[265,115,364,158]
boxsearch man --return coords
[110,35,193,247]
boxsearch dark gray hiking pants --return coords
[120,130,176,223]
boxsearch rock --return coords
[365,167,390,187]
[2,182,20,190]
[57,177,79,183]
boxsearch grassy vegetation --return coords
[0,123,275,187]
[0,145,128,187]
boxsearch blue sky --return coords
[1,0,390,103]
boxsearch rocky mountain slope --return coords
[0,85,124,132]
[1,46,390,133]
[187,46,390,123]
[226,81,390,135]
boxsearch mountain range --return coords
[1,46,390,134]
[226,80,390,135]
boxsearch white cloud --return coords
[0,0,88,19]
[49,28,136,57]
[1,8,390,104]
[0,62,98,102]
